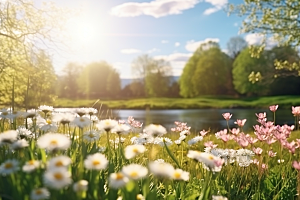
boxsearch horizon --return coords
[48,0,271,79]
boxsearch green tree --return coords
[78,62,121,99]
[227,36,247,59]
[58,63,83,99]
[180,41,232,97]
[191,46,233,96]
[131,55,172,97]
[228,0,300,74]
[232,48,270,96]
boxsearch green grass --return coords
[53,95,300,109]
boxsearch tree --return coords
[227,36,247,59]
[57,62,83,99]
[232,48,270,96]
[191,46,233,96]
[78,62,121,99]
[131,55,172,97]
[228,0,300,74]
[179,41,232,97]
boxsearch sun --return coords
[66,15,98,46]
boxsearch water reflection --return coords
[112,109,295,133]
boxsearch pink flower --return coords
[268,150,276,157]
[292,106,300,116]
[222,113,232,121]
[199,129,208,137]
[253,147,263,155]
[269,105,278,112]
[204,141,218,149]
[292,161,300,171]
[255,112,266,119]
[234,119,247,127]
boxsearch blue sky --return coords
[49,0,263,79]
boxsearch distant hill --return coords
[120,76,180,89]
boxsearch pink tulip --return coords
[222,113,232,121]
[269,105,278,112]
[234,119,247,127]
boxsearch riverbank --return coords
[53,95,300,109]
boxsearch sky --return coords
[47,0,264,79]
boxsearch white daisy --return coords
[22,160,41,173]
[109,172,129,189]
[73,180,88,192]
[121,164,148,180]
[0,130,18,144]
[71,117,92,128]
[168,169,189,181]
[149,161,174,178]
[10,139,29,150]
[124,144,146,159]
[83,130,101,142]
[143,124,167,137]
[43,168,72,189]
[47,156,72,169]
[37,133,71,152]
[30,188,50,200]
[187,151,224,170]
[0,159,19,175]
[153,137,173,147]
[52,112,76,125]
[16,127,33,139]
[187,136,203,145]
[111,124,131,135]
[84,153,108,170]
[97,119,118,132]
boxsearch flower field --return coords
[0,105,300,200]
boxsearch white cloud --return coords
[203,0,228,15]
[148,48,160,54]
[185,38,220,52]
[161,40,169,44]
[174,42,180,47]
[110,0,200,18]
[120,48,142,54]
[244,33,277,49]
[234,22,238,27]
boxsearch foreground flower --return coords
[234,119,247,127]
[143,124,167,137]
[124,144,146,159]
[187,151,224,170]
[97,119,118,132]
[71,117,92,128]
[269,105,278,112]
[149,161,174,178]
[292,106,300,116]
[30,188,50,200]
[0,130,18,144]
[22,160,41,173]
[109,172,129,189]
[47,156,72,169]
[37,133,71,152]
[212,195,228,200]
[84,153,108,170]
[122,164,148,180]
[222,113,232,120]
[0,159,19,175]
[83,130,101,142]
[168,168,189,181]
[73,180,89,192]
[43,168,72,189]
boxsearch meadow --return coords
[0,104,300,200]
[54,95,300,109]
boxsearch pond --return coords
[110,108,296,133]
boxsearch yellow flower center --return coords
[50,140,58,145]
[115,173,124,180]
[132,148,139,153]
[4,163,13,169]
[2,112,8,115]
[53,172,63,180]
[80,118,85,122]
[92,160,100,166]
[55,161,64,167]
[88,133,94,138]
[28,160,35,165]
[174,171,181,178]
[35,189,43,195]
[130,171,138,178]
[208,155,214,160]
[46,119,52,125]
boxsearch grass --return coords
[53,95,300,109]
